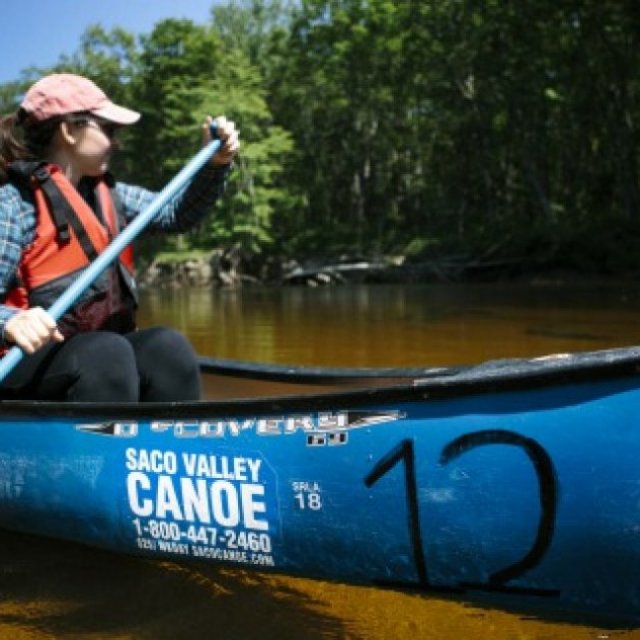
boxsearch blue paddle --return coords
[0,124,222,383]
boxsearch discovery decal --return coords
[77,409,405,446]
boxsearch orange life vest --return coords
[5,162,137,338]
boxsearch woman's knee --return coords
[127,327,200,401]
[69,331,136,368]
[63,332,139,401]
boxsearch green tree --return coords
[128,17,295,254]
[2,0,640,273]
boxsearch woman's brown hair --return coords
[0,110,64,184]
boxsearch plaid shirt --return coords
[0,163,230,339]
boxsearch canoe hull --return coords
[0,363,639,621]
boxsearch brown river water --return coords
[2,282,640,639]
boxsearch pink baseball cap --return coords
[20,73,140,125]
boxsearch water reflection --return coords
[138,283,640,368]
[0,530,350,639]
[0,530,629,640]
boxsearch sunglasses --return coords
[70,116,120,139]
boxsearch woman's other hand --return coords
[202,115,240,166]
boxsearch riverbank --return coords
[138,249,638,290]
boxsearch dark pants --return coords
[0,327,200,402]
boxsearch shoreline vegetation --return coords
[138,249,639,290]
[2,2,639,289]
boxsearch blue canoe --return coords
[1,346,640,623]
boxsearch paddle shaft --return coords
[0,136,222,383]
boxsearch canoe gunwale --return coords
[0,346,639,418]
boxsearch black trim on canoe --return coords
[0,346,639,419]
[197,355,462,382]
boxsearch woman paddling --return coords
[0,73,239,402]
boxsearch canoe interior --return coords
[198,346,640,403]
[200,370,412,400]
[198,355,459,400]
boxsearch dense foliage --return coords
[2,0,640,273]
